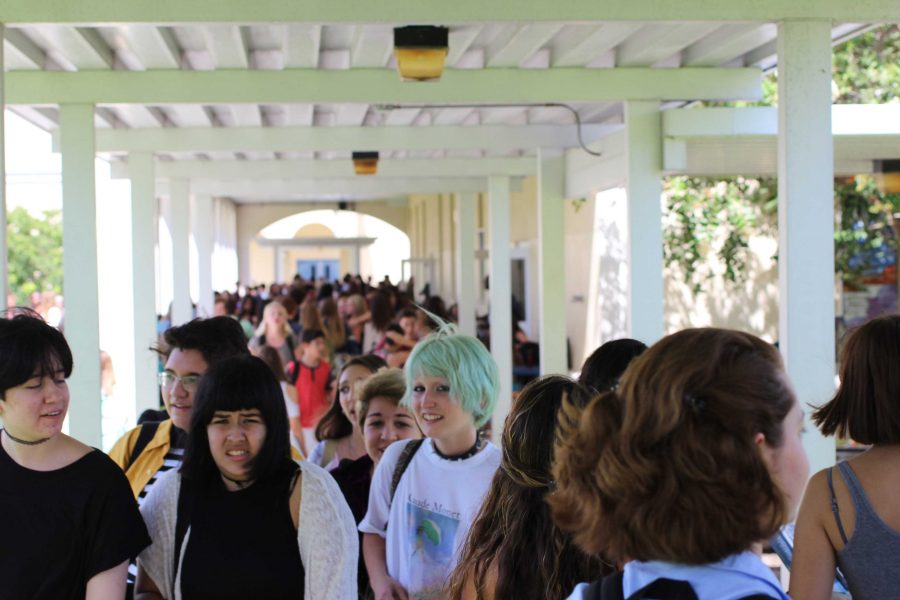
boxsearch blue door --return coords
[297,259,340,281]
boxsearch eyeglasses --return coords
[158,372,201,392]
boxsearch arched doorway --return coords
[247,209,411,284]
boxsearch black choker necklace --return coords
[1,428,51,446]
[432,435,484,462]
[221,473,253,490]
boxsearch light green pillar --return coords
[489,177,513,437]
[168,178,192,325]
[59,103,102,446]
[455,192,477,337]
[129,152,159,417]
[537,148,567,374]
[624,100,665,345]
[191,193,214,317]
[0,23,7,312]
[777,21,836,476]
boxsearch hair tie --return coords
[683,393,705,414]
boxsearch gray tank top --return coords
[829,461,900,599]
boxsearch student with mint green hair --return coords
[359,319,501,600]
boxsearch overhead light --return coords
[875,160,900,194]
[393,26,449,81]
[352,151,379,176]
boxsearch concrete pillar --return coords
[489,176,513,438]
[455,192,477,337]
[129,153,160,416]
[59,104,102,446]
[538,149,567,374]
[191,193,214,317]
[624,100,665,345]
[168,178,192,325]
[0,26,7,312]
[778,21,836,475]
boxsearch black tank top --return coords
[180,470,304,598]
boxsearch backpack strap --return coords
[582,571,625,600]
[287,360,301,386]
[173,476,200,583]
[125,421,161,471]
[626,578,698,600]
[389,439,425,504]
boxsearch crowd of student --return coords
[1,274,900,599]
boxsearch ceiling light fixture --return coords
[352,151,379,176]
[393,26,449,81]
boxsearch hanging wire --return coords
[373,102,604,157]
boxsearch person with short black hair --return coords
[551,328,806,599]
[108,316,250,594]
[0,311,150,599]
[136,354,358,598]
[577,338,647,394]
[792,314,900,599]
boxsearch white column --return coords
[538,149,567,374]
[129,153,159,416]
[191,193,214,317]
[455,192,477,337]
[489,176,513,439]
[275,246,285,282]
[624,100,665,345]
[0,25,7,312]
[351,246,361,276]
[168,178,192,325]
[778,21,836,475]
[59,104,101,446]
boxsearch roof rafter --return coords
[55,123,618,153]
[2,0,898,24]
[6,67,762,104]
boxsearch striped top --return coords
[128,439,186,586]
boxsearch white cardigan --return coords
[138,461,358,599]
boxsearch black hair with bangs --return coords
[180,354,293,483]
[0,310,73,397]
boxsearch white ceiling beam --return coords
[167,177,490,199]
[682,24,777,67]
[4,28,46,68]
[284,24,321,68]
[485,23,563,68]
[446,26,481,67]
[551,23,642,67]
[6,67,763,104]
[3,0,899,23]
[616,23,720,66]
[110,157,536,180]
[106,25,182,69]
[69,123,618,153]
[349,25,393,68]
[24,25,114,69]
[203,24,250,68]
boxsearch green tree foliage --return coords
[664,25,900,291]
[7,207,63,305]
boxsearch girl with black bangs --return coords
[0,311,150,599]
[135,354,358,599]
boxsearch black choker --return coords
[1,428,51,446]
[432,436,484,462]
[221,473,254,489]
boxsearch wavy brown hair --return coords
[549,328,795,565]
[448,376,610,600]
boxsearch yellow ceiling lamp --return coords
[352,152,379,176]
[393,26,449,81]
[875,160,900,194]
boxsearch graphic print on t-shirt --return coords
[405,496,461,599]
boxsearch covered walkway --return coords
[2,1,900,476]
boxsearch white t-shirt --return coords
[359,438,500,599]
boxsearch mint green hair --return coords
[402,317,499,428]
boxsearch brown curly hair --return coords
[549,328,795,565]
[448,376,610,600]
